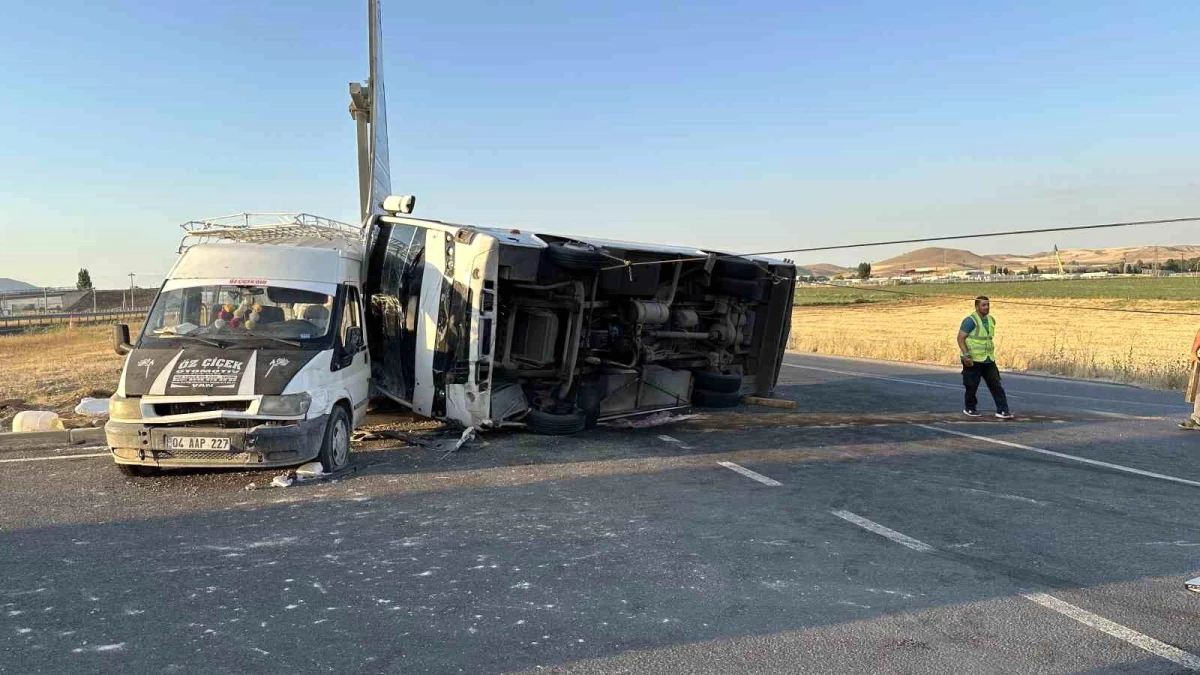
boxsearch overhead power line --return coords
[601,215,1200,271]
[804,280,1200,317]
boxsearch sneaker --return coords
[1179,419,1200,430]
[995,411,1014,420]
[963,409,981,417]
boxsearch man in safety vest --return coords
[956,296,1013,419]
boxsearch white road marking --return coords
[657,434,693,449]
[0,452,110,464]
[831,509,1200,669]
[1022,592,1200,671]
[1079,409,1164,420]
[830,509,935,552]
[783,362,1185,409]
[717,461,782,486]
[916,424,1200,488]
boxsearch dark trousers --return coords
[963,360,1009,413]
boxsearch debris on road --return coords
[73,397,110,417]
[353,429,423,444]
[439,427,479,459]
[744,396,797,409]
[605,411,705,429]
[246,463,352,491]
[11,410,64,432]
[453,427,477,452]
[296,461,325,479]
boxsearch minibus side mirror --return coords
[113,324,133,356]
[345,326,363,354]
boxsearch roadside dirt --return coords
[0,324,135,431]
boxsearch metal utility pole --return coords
[128,273,136,309]
[349,0,390,225]
[349,81,372,221]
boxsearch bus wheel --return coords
[692,371,742,394]
[692,389,743,408]
[547,241,613,271]
[524,408,588,435]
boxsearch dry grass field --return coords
[0,324,137,429]
[790,297,1200,390]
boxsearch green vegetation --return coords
[794,276,1200,306]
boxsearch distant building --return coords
[0,287,86,315]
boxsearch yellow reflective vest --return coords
[964,312,995,362]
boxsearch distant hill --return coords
[993,245,1200,270]
[801,243,1200,277]
[798,263,853,278]
[871,247,1003,275]
[0,278,36,293]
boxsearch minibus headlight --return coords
[259,393,312,416]
[108,396,143,420]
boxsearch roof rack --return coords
[178,213,360,252]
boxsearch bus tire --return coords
[713,257,760,280]
[547,241,613,271]
[524,408,588,435]
[692,388,743,408]
[692,371,742,394]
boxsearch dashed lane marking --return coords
[1079,409,1164,420]
[0,452,110,464]
[830,510,1200,670]
[916,424,1200,488]
[717,461,782,486]
[830,509,935,552]
[1022,593,1200,671]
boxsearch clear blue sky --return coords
[2,1,1199,287]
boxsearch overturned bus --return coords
[363,200,797,434]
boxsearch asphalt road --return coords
[2,353,1198,673]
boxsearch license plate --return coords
[166,436,231,451]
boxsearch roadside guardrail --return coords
[0,309,148,332]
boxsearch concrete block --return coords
[0,429,71,450]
